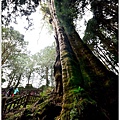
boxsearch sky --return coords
[10,6,54,54]
[10,5,93,55]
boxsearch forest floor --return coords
[3,92,63,120]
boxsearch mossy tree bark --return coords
[66,28,118,119]
[49,1,84,119]
[48,0,118,119]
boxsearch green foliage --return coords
[40,3,50,17]
[2,30,55,87]
[2,78,6,83]
[55,0,89,32]
[83,17,118,74]
[70,108,79,120]
[40,86,53,97]
[26,105,32,109]
[33,44,55,87]
[39,45,55,66]
[2,26,28,65]
[68,76,80,87]
[55,0,78,31]
[2,26,30,88]
[2,0,39,27]
[4,112,21,120]
[71,86,84,94]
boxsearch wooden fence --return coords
[2,94,40,115]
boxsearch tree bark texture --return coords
[49,1,86,119]
[49,0,118,119]
[66,28,118,119]
[53,32,63,95]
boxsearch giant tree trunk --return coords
[49,1,87,119]
[49,0,118,119]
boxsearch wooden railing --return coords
[27,95,40,105]
[2,94,40,115]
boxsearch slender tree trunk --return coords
[28,72,32,85]
[7,73,15,88]
[45,66,49,86]
[14,73,22,89]
[2,52,11,65]
[50,66,54,86]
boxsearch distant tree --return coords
[34,44,56,87]
[2,26,28,66]
[2,27,28,88]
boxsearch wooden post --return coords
[2,97,7,113]
[2,97,7,119]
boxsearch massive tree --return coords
[48,0,118,119]
[2,26,27,66]
[2,26,29,87]
[35,45,56,87]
